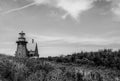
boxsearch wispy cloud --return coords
[108,0,120,20]
[28,33,120,46]
[2,0,95,20]
[3,0,120,21]
[1,2,35,15]
[32,0,95,20]
[57,0,95,19]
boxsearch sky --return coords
[0,0,120,57]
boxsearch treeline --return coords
[47,49,120,69]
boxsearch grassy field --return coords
[0,53,119,81]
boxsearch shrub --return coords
[26,70,46,81]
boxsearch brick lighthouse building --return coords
[15,31,39,58]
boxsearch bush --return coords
[26,70,46,81]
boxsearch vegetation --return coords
[0,49,120,81]
[47,49,120,70]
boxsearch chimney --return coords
[32,39,34,43]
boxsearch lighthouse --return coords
[15,31,39,58]
[15,31,28,58]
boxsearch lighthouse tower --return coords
[15,31,28,58]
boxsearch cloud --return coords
[58,0,95,19]
[108,0,120,20]
[33,0,95,20]
[3,0,120,21]
[2,0,95,20]
[111,1,120,12]
[1,2,35,15]
[28,34,62,42]
[28,33,120,46]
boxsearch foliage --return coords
[47,49,120,69]
[0,49,120,81]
